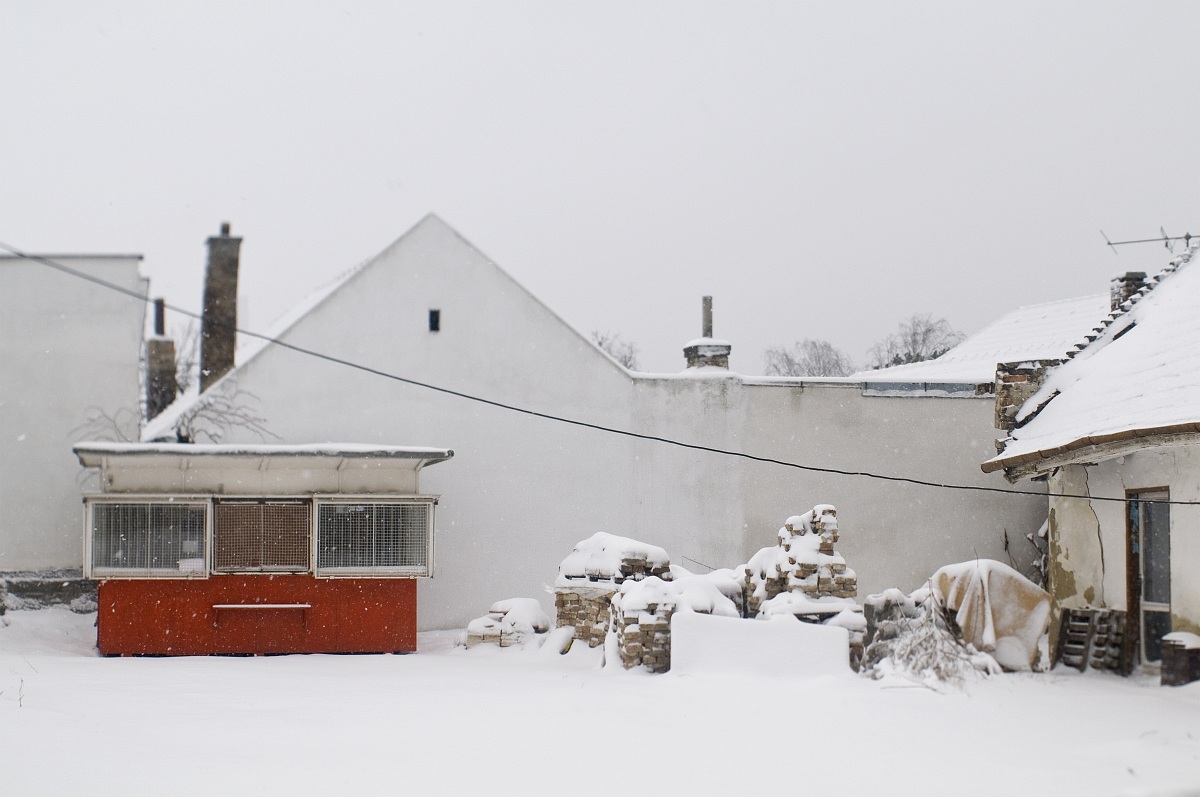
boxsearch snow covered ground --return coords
[3,607,1200,797]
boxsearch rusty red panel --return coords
[96,577,417,656]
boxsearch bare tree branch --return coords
[763,339,855,377]
[172,379,279,444]
[866,314,965,370]
[590,330,640,371]
[70,405,142,443]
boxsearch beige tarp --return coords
[929,559,1050,671]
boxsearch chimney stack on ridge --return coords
[200,222,242,392]
[683,295,731,369]
[1110,271,1147,312]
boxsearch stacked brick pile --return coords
[465,598,550,648]
[743,505,857,617]
[609,573,741,673]
[611,588,673,672]
[554,532,672,648]
[554,587,619,648]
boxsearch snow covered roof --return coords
[985,241,1200,477]
[75,442,454,468]
[854,293,1110,386]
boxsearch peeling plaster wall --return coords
[1046,447,1200,655]
[1046,465,1105,649]
[1078,447,1200,638]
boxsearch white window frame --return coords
[84,494,438,579]
[84,495,212,580]
[313,496,436,578]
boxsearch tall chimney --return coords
[200,221,242,392]
[1110,271,1147,312]
[145,297,178,420]
[683,295,732,369]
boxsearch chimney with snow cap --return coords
[1110,271,1147,312]
[683,295,732,369]
[200,221,242,392]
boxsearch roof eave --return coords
[984,425,1200,481]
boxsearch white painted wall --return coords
[1,255,147,570]
[196,217,1045,629]
[1050,447,1200,635]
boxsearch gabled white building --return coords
[139,215,1066,629]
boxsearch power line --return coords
[6,240,1197,507]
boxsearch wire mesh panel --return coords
[89,501,208,577]
[316,502,431,576]
[213,501,310,572]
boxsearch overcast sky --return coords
[3,2,1197,373]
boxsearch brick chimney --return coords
[1110,271,1147,312]
[683,295,732,369]
[145,298,178,420]
[200,222,242,392]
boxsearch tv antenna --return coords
[1101,227,1194,255]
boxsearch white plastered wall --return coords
[0,256,147,570]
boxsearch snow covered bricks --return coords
[554,533,672,648]
[555,505,862,673]
[466,599,551,648]
[608,572,743,673]
[744,505,858,615]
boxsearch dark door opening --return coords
[1127,489,1171,664]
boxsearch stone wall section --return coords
[994,360,1060,432]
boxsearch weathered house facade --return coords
[985,241,1200,669]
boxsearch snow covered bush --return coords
[861,589,999,689]
[862,559,1050,686]
[466,598,551,649]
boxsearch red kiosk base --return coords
[97,577,418,656]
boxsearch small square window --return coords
[429,309,440,332]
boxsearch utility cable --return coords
[5,240,1195,507]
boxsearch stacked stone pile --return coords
[554,532,671,648]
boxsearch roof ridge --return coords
[1012,292,1108,312]
[1060,243,1199,362]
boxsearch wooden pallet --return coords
[1054,608,1134,675]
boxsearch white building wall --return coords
[196,217,1046,629]
[739,382,1042,599]
[1,255,147,570]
